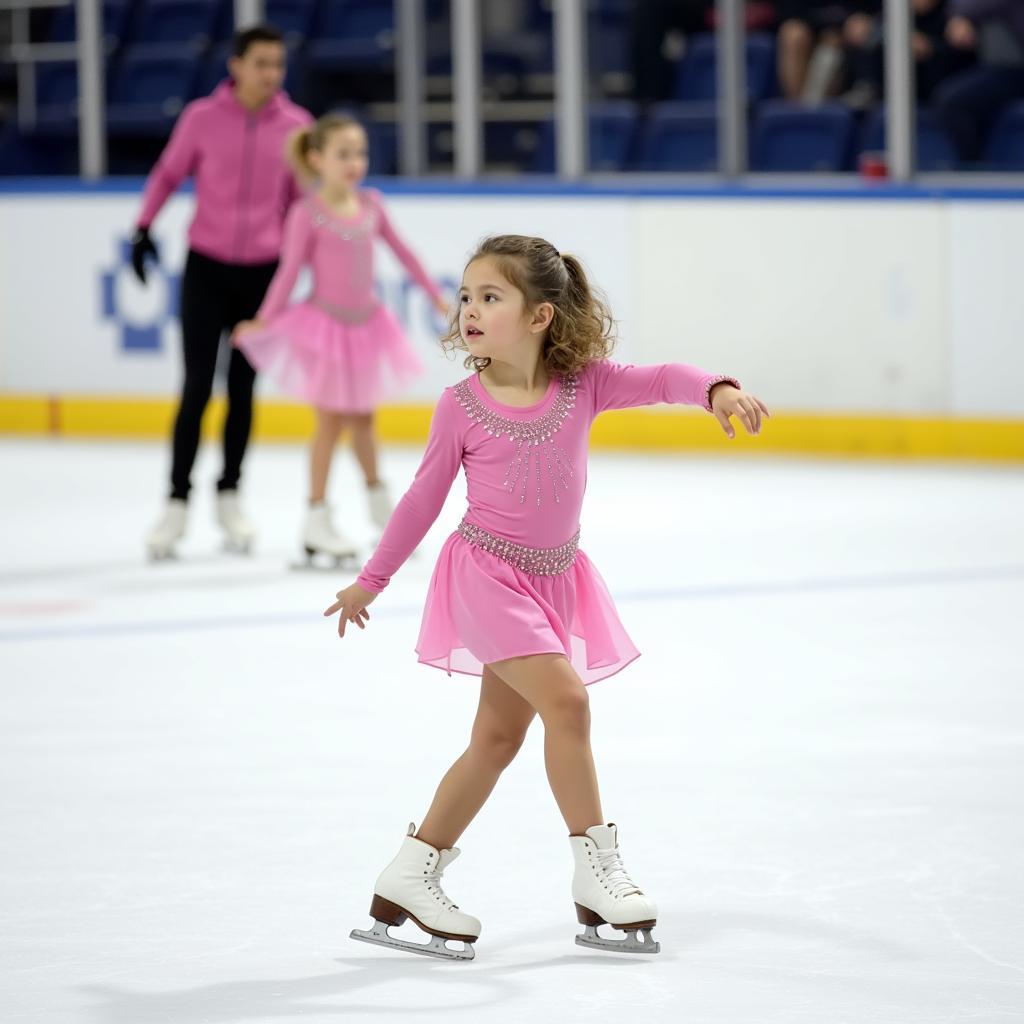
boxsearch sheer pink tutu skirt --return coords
[237,302,424,413]
[416,532,640,686]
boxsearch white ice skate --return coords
[366,481,394,531]
[296,502,359,569]
[570,823,660,954]
[216,490,255,554]
[146,498,187,560]
[350,823,481,961]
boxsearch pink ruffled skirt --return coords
[416,531,640,686]
[237,301,424,413]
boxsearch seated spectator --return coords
[842,0,975,108]
[778,2,869,101]
[631,0,711,103]
[933,0,1024,163]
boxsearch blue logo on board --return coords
[101,238,180,352]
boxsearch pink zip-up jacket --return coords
[136,80,313,266]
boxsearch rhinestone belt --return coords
[457,518,579,576]
[311,296,379,325]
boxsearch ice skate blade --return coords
[222,538,253,555]
[350,921,476,961]
[146,547,178,562]
[290,549,360,573]
[575,924,660,955]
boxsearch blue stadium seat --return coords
[264,0,316,46]
[531,101,639,173]
[588,3,632,79]
[47,0,131,49]
[635,101,720,171]
[106,44,202,136]
[673,33,777,102]
[213,0,316,45]
[29,61,81,135]
[752,101,855,171]
[985,101,1024,170]
[307,1,395,72]
[859,107,956,171]
[129,0,220,47]
[196,43,231,96]
[0,123,79,173]
[364,119,398,176]
[426,48,529,79]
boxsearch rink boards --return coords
[1,179,1022,461]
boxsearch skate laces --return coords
[596,847,642,899]
[425,864,459,910]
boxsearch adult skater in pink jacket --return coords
[134,24,312,559]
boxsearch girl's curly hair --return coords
[441,234,616,377]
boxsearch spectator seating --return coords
[752,101,855,172]
[635,101,719,172]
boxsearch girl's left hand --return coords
[323,582,377,638]
[433,295,450,317]
[710,383,770,439]
[231,318,265,346]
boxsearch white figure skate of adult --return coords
[146,498,187,560]
[296,502,359,569]
[569,823,660,954]
[350,823,481,961]
[216,489,255,554]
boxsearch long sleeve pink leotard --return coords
[356,359,737,593]
[256,189,443,322]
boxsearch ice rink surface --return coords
[2,437,1023,1024]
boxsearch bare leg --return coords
[488,653,603,836]
[310,409,345,504]
[778,19,814,100]
[415,666,536,851]
[350,412,380,487]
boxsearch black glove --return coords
[130,226,159,284]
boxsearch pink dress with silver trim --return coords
[235,189,442,414]
[356,359,738,685]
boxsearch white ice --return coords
[1,437,1023,1023]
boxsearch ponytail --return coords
[547,251,614,374]
[285,125,316,185]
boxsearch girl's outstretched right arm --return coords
[256,201,315,321]
[232,201,315,342]
[356,388,465,594]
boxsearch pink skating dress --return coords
[236,189,442,413]
[356,359,738,685]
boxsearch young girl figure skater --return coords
[233,113,447,564]
[325,235,769,961]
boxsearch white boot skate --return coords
[350,823,481,961]
[366,481,394,531]
[216,490,255,554]
[297,502,359,569]
[146,498,187,560]
[569,823,660,954]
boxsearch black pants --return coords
[631,0,710,102]
[933,63,1024,163]
[846,38,975,103]
[170,249,278,500]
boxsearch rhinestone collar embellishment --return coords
[453,374,578,508]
